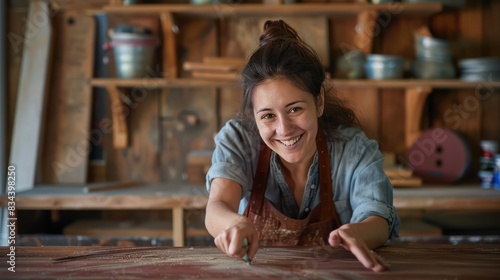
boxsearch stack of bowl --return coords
[106,24,158,79]
[336,50,365,79]
[412,35,455,79]
[365,54,404,80]
[458,57,500,82]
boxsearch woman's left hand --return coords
[328,224,390,272]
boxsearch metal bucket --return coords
[109,32,157,79]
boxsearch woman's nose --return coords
[276,117,293,136]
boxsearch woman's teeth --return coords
[281,135,301,146]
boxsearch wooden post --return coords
[405,86,432,149]
[105,86,129,148]
[173,206,185,247]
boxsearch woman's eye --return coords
[289,107,301,113]
[262,113,274,120]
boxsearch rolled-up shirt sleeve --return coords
[206,120,261,199]
[348,137,400,241]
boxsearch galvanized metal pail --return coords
[107,32,157,79]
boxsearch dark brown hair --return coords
[239,20,358,136]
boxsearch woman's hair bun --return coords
[259,20,304,47]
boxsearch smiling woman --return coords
[204,19,400,273]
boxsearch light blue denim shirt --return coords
[206,119,400,240]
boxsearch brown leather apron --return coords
[244,129,342,246]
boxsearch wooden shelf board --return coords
[101,3,443,17]
[333,79,500,89]
[91,78,500,89]
[90,78,238,88]
[0,182,208,210]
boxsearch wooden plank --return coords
[89,78,500,89]
[203,57,246,67]
[101,3,443,16]
[9,0,52,191]
[2,184,500,211]
[0,183,209,210]
[191,71,239,80]
[183,61,241,72]
[41,11,95,184]
[83,181,137,193]
[49,0,109,10]
[63,220,173,237]
[337,88,379,141]
[389,177,423,188]
[379,90,406,157]
[456,0,484,59]
[6,8,27,158]
[480,0,500,142]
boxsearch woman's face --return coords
[252,78,323,165]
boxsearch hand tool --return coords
[242,238,251,265]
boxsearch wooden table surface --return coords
[2,183,500,211]
[2,238,499,279]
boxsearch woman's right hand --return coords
[214,219,259,261]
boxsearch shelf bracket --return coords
[354,9,377,54]
[105,85,129,148]
[160,12,178,79]
[405,86,432,150]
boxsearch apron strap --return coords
[316,129,341,225]
[243,141,271,217]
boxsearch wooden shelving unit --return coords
[95,2,449,149]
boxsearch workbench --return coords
[1,236,499,279]
[1,183,500,246]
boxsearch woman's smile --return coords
[277,134,303,147]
